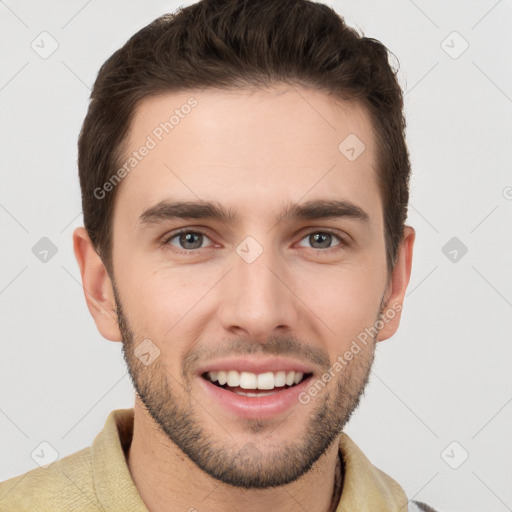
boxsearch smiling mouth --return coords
[202,370,314,397]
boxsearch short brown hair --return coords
[78,0,410,277]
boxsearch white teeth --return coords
[274,370,286,387]
[239,372,258,389]
[227,370,239,387]
[235,390,277,397]
[205,370,306,390]
[257,372,275,390]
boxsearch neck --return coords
[125,399,343,512]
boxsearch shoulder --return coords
[0,446,100,512]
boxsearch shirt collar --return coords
[336,432,408,511]
[91,408,147,511]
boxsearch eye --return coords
[164,230,213,251]
[297,231,344,250]
[161,229,347,254]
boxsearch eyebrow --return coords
[138,198,370,226]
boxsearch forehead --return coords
[113,85,381,228]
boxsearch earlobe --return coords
[376,225,415,342]
[72,227,122,342]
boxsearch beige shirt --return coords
[0,408,409,511]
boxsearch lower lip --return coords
[197,375,313,420]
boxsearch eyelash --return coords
[160,228,349,255]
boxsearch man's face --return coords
[110,85,390,488]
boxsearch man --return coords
[0,0,439,510]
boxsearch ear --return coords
[72,227,122,342]
[376,225,415,342]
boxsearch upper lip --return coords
[197,356,315,376]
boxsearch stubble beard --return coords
[114,284,379,489]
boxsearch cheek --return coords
[295,265,384,343]
[122,268,216,339]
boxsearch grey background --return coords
[1,1,511,510]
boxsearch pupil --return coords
[180,232,202,249]
[311,232,331,248]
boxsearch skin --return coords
[73,85,415,512]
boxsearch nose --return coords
[217,241,299,343]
